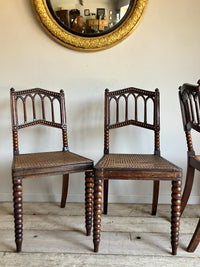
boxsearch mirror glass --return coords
[47,0,132,36]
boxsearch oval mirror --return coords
[32,0,148,51]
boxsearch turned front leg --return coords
[85,171,94,236]
[171,179,182,255]
[13,178,23,252]
[93,177,103,252]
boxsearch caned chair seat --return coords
[96,154,180,176]
[13,151,93,178]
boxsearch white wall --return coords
[1,0,200,204]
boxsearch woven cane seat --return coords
[13,151,93,178]
[96,154,180,171]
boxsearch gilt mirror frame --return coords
[32,0,148,52]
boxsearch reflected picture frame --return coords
[84,9,90,16]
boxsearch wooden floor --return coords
[0,202,200,266]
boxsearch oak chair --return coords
[93,87,182,255]
[10,88,94,252]
[179,80,200,252]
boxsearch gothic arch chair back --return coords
[10,88,93,252]
[179,80,200,252]
[93,87,182,255]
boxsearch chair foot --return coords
[94,241,99,252]
[171,179,182,255]
[172,247,177,256]
[187,218,200,252]
[16,241,22,253]
[103,207,107,215]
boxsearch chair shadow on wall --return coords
[68,98,103,158]
[0,97,14,207]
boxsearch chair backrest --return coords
[179,80,200,153]
[104,87,160,155]
[10,88,68,155]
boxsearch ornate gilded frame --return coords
[32,0,148,52]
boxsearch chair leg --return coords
[13,178,23,253]
[152,180,159,215]
[93,176,103,252]
[187,218,200,252]
[103,180,109,214]
[85,171,94,236]
[181,165,195,215]
[60,173,69,208]
[171,179,182,255]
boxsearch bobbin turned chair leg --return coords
[93,177,103,252]
[85,171,94,236]
[171,179,182,255]
[13,178,23,252]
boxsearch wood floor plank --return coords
[1,202,199,217]
[0,252,200,267]
[0,229,200,257]
[1,214,198,234]
[1,202,200,266]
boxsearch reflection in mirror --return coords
[47,0,131,36]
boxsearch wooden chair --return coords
[10,88,94,252]
[179,80,200,252]
[93,87,182,255]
